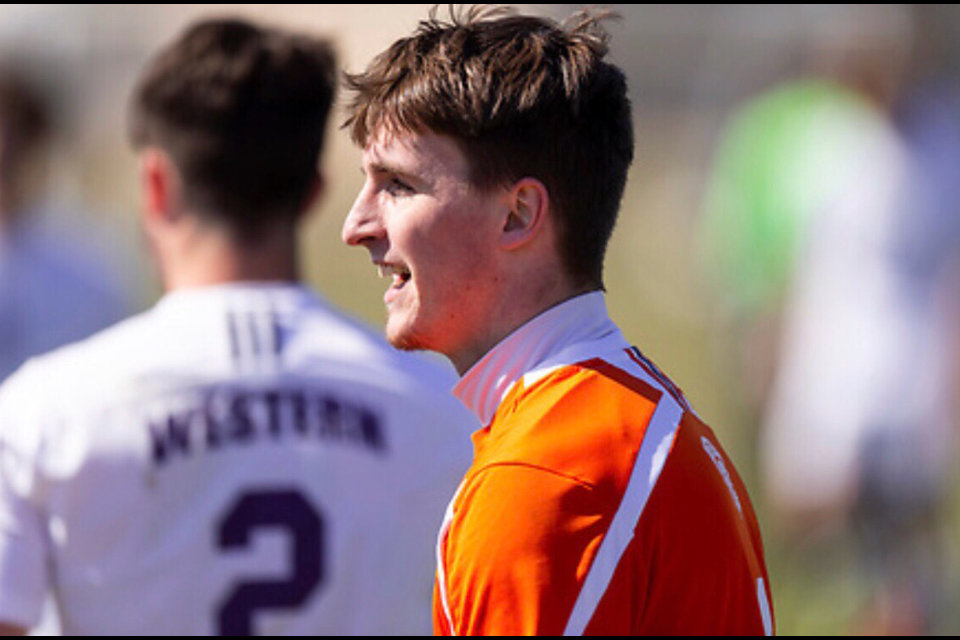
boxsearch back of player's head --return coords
[129,18,337,241]
[345,5,635,289]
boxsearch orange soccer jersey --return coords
[434,293,774,635]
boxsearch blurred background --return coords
[1,4,957,635]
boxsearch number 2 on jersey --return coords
[216,489,325,635]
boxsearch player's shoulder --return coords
[287,297,477,456]
[0,308,158,461]
[502,353,663,442]
[452,357,666,558]
[477,352,667,499]
[291,298,464,402]
[0,307,158,406]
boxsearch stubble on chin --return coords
[385,316,430,353]
[387,332,428,353]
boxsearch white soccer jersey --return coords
[0,283,474,635]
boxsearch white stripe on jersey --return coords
[758,577,774,636]
[435,479,466,636]
[562,350,684,636]
[226,306,283,371]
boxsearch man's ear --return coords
[138,147,181,228]
[500,177,549,251]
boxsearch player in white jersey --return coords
[0,18,473,635]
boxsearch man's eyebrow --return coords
[365,160,421,182]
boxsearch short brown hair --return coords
[129,18,337,241]
[345,5,634,288]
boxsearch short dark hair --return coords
[345,6,634,288]
[129,18,337,241]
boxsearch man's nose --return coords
[341,190,384,247]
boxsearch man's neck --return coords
[159,225,300,292]
[448,279,599,375]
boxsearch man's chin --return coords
[385,323,429,353]
[388,335,428,352]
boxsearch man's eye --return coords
[385,177,414,196]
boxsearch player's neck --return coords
[447,273,596,376]
[159,223,300,291]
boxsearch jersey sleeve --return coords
[0,369,50,630]
[435,463,625,636]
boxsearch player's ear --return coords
[500,177,549,251]
[138,147,182,227]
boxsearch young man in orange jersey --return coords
[342,6,775,635]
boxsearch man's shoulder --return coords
[511,355,732,500]
[0,309,157,457]
[476,354,670,499]
[292,301,464,402]
[499,354,664,441]
[1,307,156,400]
[0,290,474,444]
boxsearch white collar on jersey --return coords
[453,291,630,426]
